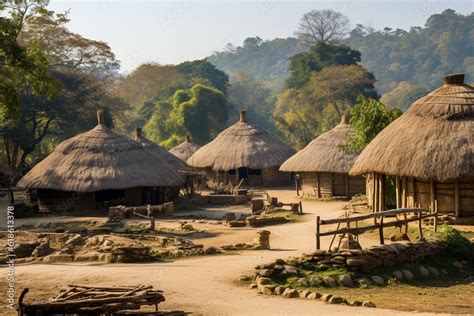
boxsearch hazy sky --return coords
[49,0,474,72]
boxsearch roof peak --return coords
[444,73,465,85]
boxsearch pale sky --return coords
[49,0,474,72]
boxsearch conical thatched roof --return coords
[134,128,187,171]
[187,111,295,171]
[280,115,358,173]
[350,74,474,182]
[17,111,184,192]
[169,135,200,162]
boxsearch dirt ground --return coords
[0,188,471,315]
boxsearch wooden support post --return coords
[430,181,436,213]
[418,211,423,240]
[151,215,155,231]
[316,216,320,250]
[345,173,349,198]
[295,174,299,196]
[373,173,378,213]
[330,173,334,197]
[299,201,303,214]
[316,173,321,198]
[395,176,401,209]
[403,212,408,235]
[454,180,460,217]
[434,202,438,233]
[412,177,417,208]
[378,174,385,212]
[379,215,385,245]
[401,176,407,208]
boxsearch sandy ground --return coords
[0,188,447,315]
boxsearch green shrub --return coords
[438,225,474,261]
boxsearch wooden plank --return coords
[454,180,460,217]
[319,207,423,225]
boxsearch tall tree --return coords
[286,42,361,89]
[296,9,350,46]
[176,59,229,95]
[380,81,428,110]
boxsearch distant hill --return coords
[207,37,301,87]
[208,10,474,96]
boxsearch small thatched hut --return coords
[17,111,184,212]
[187,110,295,185]
[169,135,200,162]
[350,74,474,217]
[134,127,187,171]
[280,115,365,198]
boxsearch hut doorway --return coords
[95,189,125,203]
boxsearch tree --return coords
[275,65,377,148]
[296,9,350,46]
[346,96,402,152]
[286,42,361,89]
[176,59,229,95]
[144,84,228,147]
[380,81,428,110]
[0,1,59,125]
[227,71,275,131]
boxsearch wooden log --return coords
[402,176,407,208]
[430,181,436,213]
[373,173,378,213]
[395,176,401,209]
[418,211,423,240]
[379,215,385,245]
[316,173,321,198]
[319,207,423,224]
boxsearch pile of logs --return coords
[18,284,165,315]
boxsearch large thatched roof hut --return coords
[17,110,184,212]
[169,135,200,162]
[280,115,365,198]
[350,74,474,217]
[134,127,187,171]
[187,110,295,185]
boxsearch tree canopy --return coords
[296,9,350,46]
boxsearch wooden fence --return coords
[316,208,438,250]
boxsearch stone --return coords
[299,290,311,298]
[259,285,275,295]
[362,301,376,308]
[248,284,257,289]
[389,232,410,242]
[228,221,246,227]
[329,296,344,304]
[338,274,353,287]
[274,286,287,295]
[427,266,439,277]
[392,271,404,281]
[204,246,220,255]
[355,277,372,287]
[346,258,367,267]
[321,294,333,302]
[323,276,337,288]
[452,261,463,269]
[307,275,324,287]
[258,269,274,277]
[371,275,385,286]
[257,277,272,286]
[43,254,74,263]
[296,278,308,287]
[306,292,321,300]
[417,266,430,277]
[283,265,298,275]
[402,270,414,281]
[282,288,299,298]
[350,300,363,306]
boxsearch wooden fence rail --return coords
[316,208,438,250]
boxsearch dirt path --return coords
[1,189,443,315]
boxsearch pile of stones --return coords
[228,215,289,228]
[220,230,271,251]
[251,274,376,308]
[296,241,446,272]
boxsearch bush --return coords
[438,225,474,261]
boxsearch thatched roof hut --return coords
[17,110,184,211]
[134,128,187,171]
[350,74,474,216]
[280,115,365,198]
[187,110,294,185]
[169,135,200,162]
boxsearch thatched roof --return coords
[350,74,474,182]
[17,111,184,192]
[134,128,187,171]
[187,111,294,171]
[280,115,358,173]
[169,135,200,162]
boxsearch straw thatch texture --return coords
[350,74,474,182]
[280,116,358,173]
[187,112,294,171]
[17,124,185,192]
[134,129,187,171]
[169,136,200,162]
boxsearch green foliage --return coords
[438,225,474,261]
[275,64,377,149]
[176,59,229,95]
[144,84,228,147]
[286,42,361,89]
[345,9,474,93]
[380,82,428,110]
[346,96,402,152]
